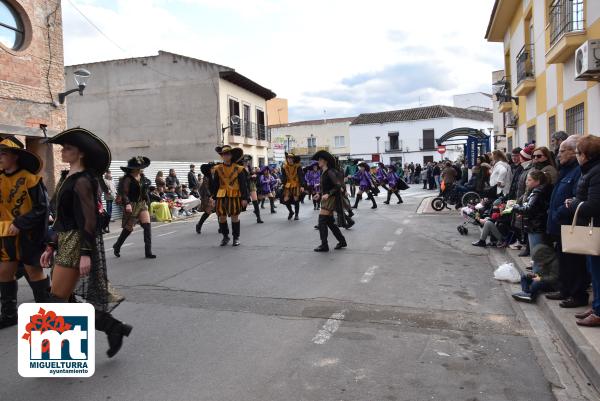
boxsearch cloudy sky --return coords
[62,0,503,121]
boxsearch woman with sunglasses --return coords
[532,146,558,185]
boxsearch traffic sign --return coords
[437,145,447,154]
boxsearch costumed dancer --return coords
[375,162,390,191]
[258,166,277,214]
[211,146,248,246]
[383,165,405,204]
[352,162,378,209]
[312,150,348,252]
[195,163,215,234]
[281,153,305,220]
[0,137,49,329]
[305,161,321,210]
[344,159,358,197]
[243,158,263,224]
[112,156,156,259]
[40,128,131,358]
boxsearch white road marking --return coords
[312,310,346,345]
[394,228,404,235]
[402,219,411,224]
[382,241,395,251]
[121,243,133,248]
[157,231,177,237]
[360,265,379,283]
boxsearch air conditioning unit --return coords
[575,39,600,81]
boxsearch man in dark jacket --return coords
[545,136,589,307]
[188,164,199,191]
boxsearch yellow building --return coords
[486,0,600,149]
[266,98,289,126]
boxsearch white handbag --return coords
[561,202,600,256]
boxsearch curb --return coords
[504,248,600,391]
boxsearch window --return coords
[422,129,435,150]
[243,104,251,137]
[566,103,584,136]
[256,108,266,140]
[527,125,536,144]
[307,137,316,148]
[549,0,584,46]
[423,156,434,165]
[258,157,265,167]
[388,132,399,150]
[507,137,513,152]
[0,1,24,50]
[228,98,240,135]
[334,136,345,148]
[549,115,556,136]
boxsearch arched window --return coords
[0,1,24,50]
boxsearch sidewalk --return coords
[504,247,600,391]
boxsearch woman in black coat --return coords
[565,135,600,327]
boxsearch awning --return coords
[436,127,489,146]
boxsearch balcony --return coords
[546,0,586,64]
[514,45,536,96]
[494,77,515,113]
[228,121,271,146]
[384,140,403,153]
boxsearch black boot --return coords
[368,193,377,209]
[29,276,51,303]
[352,193,362,209]
[196,212,210,234]
[396,193,403,204]
[219,222,230,246]
[252,201,263,224]
[113,229,131,257]
[142,223,156,259]
[232,221,241,246]
[0,281,18,329]
[294,202,300,220]
[326,215,347,249]
[286,203,294,220]
[269,198,276,214]
[260,199,266,209]
[314,215,329,252]
[384,191,392,204]
[95,310,133,358]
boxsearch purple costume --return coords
[386,171,399,188]
[354,170,373,191]
[375,168,387,184]
[305,170,321,192]
[259,174,276,195]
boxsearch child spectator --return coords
[512,244,559,303]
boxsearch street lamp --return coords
[375,136,381,160]
[285,134,292,152]
[57,68,92,105]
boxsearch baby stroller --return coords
[457,203,484,235]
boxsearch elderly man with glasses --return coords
[545,135,590,308]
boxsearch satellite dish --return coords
[230,115,240,124]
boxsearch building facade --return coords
[486,0,600,149]
[0,0,66,189]
[349,105,493,165]
[492,70,509,151]
[66,51,275,167]
[266,98,288,126]
[269,117,354,163]
[453,92,493,111]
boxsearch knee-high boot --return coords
[219,221,230,246]
[314,215,329,252]
[353,193,362,209]
[269,198,276,214]
[112,229,131,257]
[29,276,51,303]
[326,215,347,249]
[252,200,263,223]
[367,192,377,209]
[0,281,18,329]
[286,203,294,220]
[196,212,210,234]
[260,199,266,209]
[141,223,156,259]
[294,201,300,220]
[232,221,241,246]
[395,192,404,204]
[384,191,392,204]
[95,310,133,358]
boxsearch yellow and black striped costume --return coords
[212,163,249,217]
[282,162,304,199]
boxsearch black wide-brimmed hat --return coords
[358,162,370,170]
[215,145,243,163]
[200,163,214,176]
[387,165,397,172]
[0,136,42,174]
[120,156,151,172]
[312,150,336,168]
[45,128,111,174]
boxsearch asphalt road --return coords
[0,186,557,401]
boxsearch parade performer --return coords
[112,156,156,259]
[344,159,358,197]
[281,153,305,220]
[242,157,263,224]
[211,146,248,246]
[305,161,321,210]
[352,162,378,209]
[383,165,405,205]
[375,162,390,191]
[258,166,277,214]
[0,137,49,328]
[312,150,347,252]
[40,128,131,358]
[195,163,215,234]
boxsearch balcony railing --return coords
[384,140,403,152]
[516,44,535,84]
[419,139,436,151]
[230,121,271,142]
[549,0,584,47]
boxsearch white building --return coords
[453,92,493,111]
[349,105,493,165]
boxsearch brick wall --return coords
[0,0,67,191]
